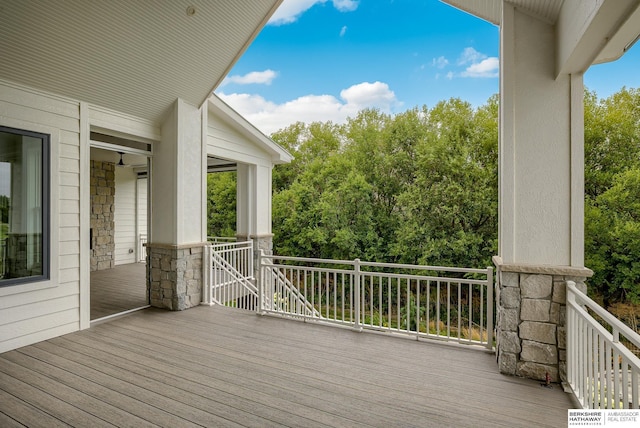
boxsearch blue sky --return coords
[217,0,640,135]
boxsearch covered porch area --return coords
[0,305,572,427]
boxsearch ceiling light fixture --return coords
[117,152,125,166]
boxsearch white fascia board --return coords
[556,0,640,76]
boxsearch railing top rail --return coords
[209,240,253,250]
[360,260,490,275]
[261,253,490,275]
[266,261,488,284]
[567,281,640,350]
[265,263,354,276]
[208,236,237,242]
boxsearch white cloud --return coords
[441,47,499,79]
[221,69,278,86]
[460,57,499,78]
[432,56,449,69]
[218,81,400,135]
[333,0,359,12]
[340,81,398,111]
[457,47,486,65]
[269,0,359,25]
[340,25,347,37]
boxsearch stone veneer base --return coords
[493,256,593,383]
[146,242,205,311]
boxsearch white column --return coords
[147,98,206,310]
[151,98,205,245]
[236,162,273,239]
[499,3,584,267]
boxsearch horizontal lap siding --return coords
[114,168,136,265]
[0,81,81,353]
[207,113,272,167]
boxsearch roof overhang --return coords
[441,0,640,72]
[207,94,293,165]
[0,0,283,124]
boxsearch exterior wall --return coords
[0,80,77,353]
[114,166,136,265]
[90,160,115,270]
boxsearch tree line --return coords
[208,88,640,305]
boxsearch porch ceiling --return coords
[442,0,640,66]
[0,0,282,124]
[442,0,564,25]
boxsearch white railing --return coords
[203,240,256,310]
[208,236,237,243]
[0,237,6,279]
[138,233,147,262]
[261,259,321,318]
[566,281,640,409]
[259,252,494,349]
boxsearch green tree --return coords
[584,88,640,304]
[586,168,640,304]
[207,171,236,238]
[393,98,498,268]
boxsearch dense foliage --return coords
[207,88,640,305]
[206,171,236,239]
[270,97,499,268]
[584,88,640,305]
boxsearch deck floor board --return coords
[1,305,574,427]
[90,263,147,320]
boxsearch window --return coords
[0,126,50,286]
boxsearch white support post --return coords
[486,266,494,350]
[354,258,361,331]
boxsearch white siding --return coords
[137,177,148,262]
[114,167,136,265]
[207,111,272,167]
[0,80,80,352]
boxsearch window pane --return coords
[0,127,49,285]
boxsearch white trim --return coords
[79,102,90,329]
[0,123,60,297]
[570,74,585,267]
[89,140,152,156]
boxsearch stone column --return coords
[148,98,207,311]
[494,256,592,383]
[147,243,204,310]
[90,160,115,271]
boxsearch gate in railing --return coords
[203,240,256,310]
[259,253,494,349]
[566,281,640,409]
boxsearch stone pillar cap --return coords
[492,256,593,278]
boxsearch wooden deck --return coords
[0,305,573,427]
[90,263,148,320]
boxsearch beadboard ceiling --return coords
[0,0,282,124]
[443,0,640,65]
[443,0,563,25]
